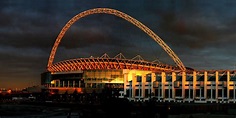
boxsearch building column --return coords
[132,73,136,98]
[193,71,197,99]
[151,73,155,97]
[182,72,186,99]
[227,71,230,100]
[123,73,128,95]
[142,74,145,99]
[123,69,129,96]
[172,72,176,100]
[162,72,166,99]
[204,71,207,100]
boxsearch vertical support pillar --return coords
[182,72,186,99]
[151,73,155,97]
[162,72,166,99]
[172,72,176,101]
[227,71,230,100]
[132,73,136,98]
[142,74,145,99]
[216,71,219,101]
[204,71,207,100]
[123,69,129,96]
[193,71,197,100]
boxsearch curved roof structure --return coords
[48,53,179,73]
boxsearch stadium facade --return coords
[41,8,236,103]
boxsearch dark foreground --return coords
[2,99,236,118]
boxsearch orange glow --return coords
[7,89,11,94]
[49,87,83,93]
[76,88,82,93]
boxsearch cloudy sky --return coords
[1,0,236,89]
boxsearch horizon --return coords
[1,0,236,88]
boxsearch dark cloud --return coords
[1,0,236,88]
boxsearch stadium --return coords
[41,8,236,103]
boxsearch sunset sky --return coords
[1,0,236,89]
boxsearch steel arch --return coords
[47,8,186,71]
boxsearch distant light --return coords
[7,89,12,94]
[51,80,55,84]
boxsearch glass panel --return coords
[137,76,142,82]
[166,75,172,82]
[146,74,152,82]
[176,89,182,97]
[156,75,162,82]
